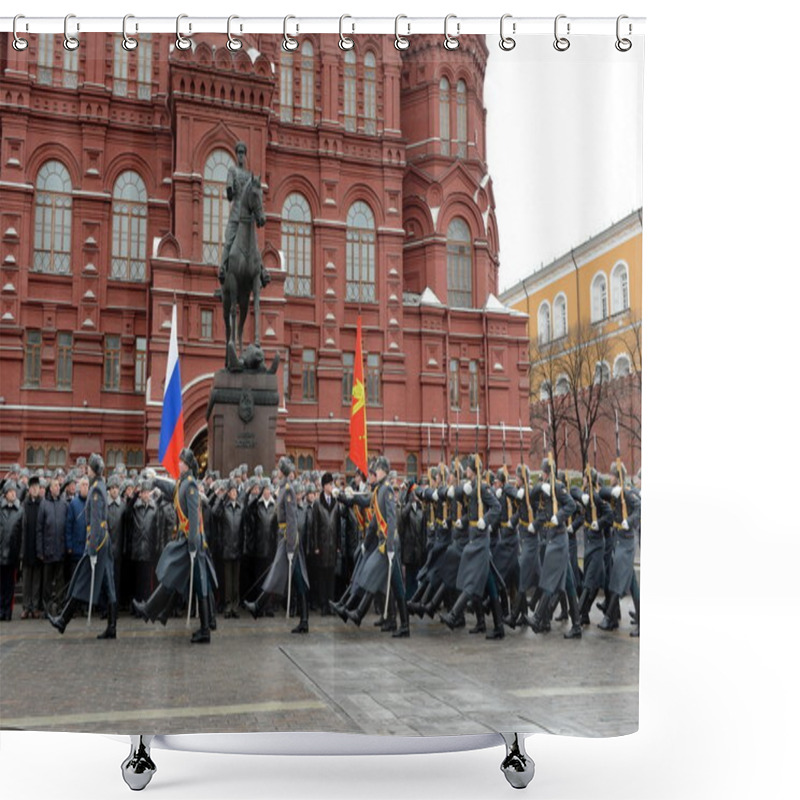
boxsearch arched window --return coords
[538,301,551,345]
[37,34,54,85]
[439,78,450,156]
[364,52,377,134]
[447,217,473,308]
[611,261,630,315]
[613,354,632,379]
[591,273,608,323]
[300,41,314,125]
[343,50,357,131]
[555,375,570,397]
[111,171,147,282]
[539,380,552,401]
[280,52,294,122]
[553,294,568,339]
[34,160,72,274]
[281,193,312,296]
[202,149,234,265]
[113,44,128,96]
[456,80,467,158]
[406,453,418,479]
[346,201,376,303]
[594,361,611,385]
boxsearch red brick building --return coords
[0,32,530,476]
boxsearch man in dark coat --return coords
[106,475,126,613]
[245,457,310,634]
[440,455,503,639]
[126,480,160,612]
[64,476,89,583]
[399,479,426,601]
[133,449,216,644]
[20,476,43,618]
[0,481,23,620]
[309,472,340,616]
[47,454,118,639]
[36,474,67,615]
[242,480,277,610]
[214,479,244,618]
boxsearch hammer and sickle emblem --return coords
[351,379,365,414]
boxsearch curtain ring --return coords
[444,14,459,50]
[63,14,79,51]
[12,15,29,51]
[283,15,298,52]
[615,15,632,52]
[499,14,516,51]
[339,14,354,50]
[394,15,410,50]
[227,15,242,52]
[175,14,192,51]
[553,14,570,52]
[122,15,138,51]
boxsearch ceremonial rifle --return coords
[548,449,558,518]
[585,462,598,526]
[475,452,484,524]
[614,410,628,523]
[427,423,435,528]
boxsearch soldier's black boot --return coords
[555,591,569,622]
[291,593,309,634]
[424,583,446,618]
[155,591,180,626]
[346,591,374,627]
[504,592,527,629]
[564,588,582,639]
[486,595,505,640]
[577,587,592,626]
[392,593,410,638]
[469,594,487,634]
[133,585,172,624]
[380,595,397,632]
[406,582,426,616]
[190,596,211,643]
[244,591,267,620]
[598,593,621,631]
[47,596,78,635]
[529,592,552,634]
[440,591,469,630]
[97,603,117,639]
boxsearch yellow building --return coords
[498,209,642,474]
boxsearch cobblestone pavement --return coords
[0,599,638,738]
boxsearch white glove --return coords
[527,523,535,534]
[332,487,340,499]
[454,518,463,529]
[541,482,551,497]
[432,488,439,502]
[591,520,599,531]
[581,493,590,506]
[477,518,486,530]
[144,467,157,479]
[622,519,630,531]
[516,488,525,500]
[360,542,366,556]
[495,488,503,499]
[612,486,622,499]
[550,515,559,526]
[567,524,573,534]
[89,554,97,568]
[447,485,455,499]
[463,481,473,497]
[344,486,354,499]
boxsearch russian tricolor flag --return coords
[158,305,184,478]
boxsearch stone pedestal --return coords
[206,369,279,477]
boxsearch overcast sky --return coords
[485,34,644,292]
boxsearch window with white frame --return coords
[281,193,312,296]
[553,294,568,339]
[594,361,611,385]
[343,50,357,132]
[113,44,128,96]
[34,161,72,274]
[111,170,147,281]
[202,149,234,265]
[364,52,377,134]
[62,45,78,88]
[280,52,294,122]
[591,273,608,323]
[36,34,54,85]
[439,78,450,155]
[136,34,153,99]
[456,80,467,158]
[345,201,376,302]
[611,261,630,315]
[539,380,552,401]
[447,217,473,308]
[538,301,551,345]
[613,354,632,379]
[555,374,570,397]
[300,41,314,125]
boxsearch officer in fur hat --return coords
[133,449,217,644]
[245,456,311,633]
[48,454,118,639]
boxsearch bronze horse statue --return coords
[222,173,267,371]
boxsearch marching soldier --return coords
[504,464,539,630]
[48,454,118,639]
[492,469,520,611]
[597,462,641,634]
[133,449,216,644]
[576,467,613,625]
[344,456,410,638]
[440,454,504,640]
[245,457,311,634]
[525,456,577,633]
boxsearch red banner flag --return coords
[349,315,368,476]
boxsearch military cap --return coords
[120,479,134,492]
[3,481,18,496]
[373,455,390,474]
[320,472,333,487]
[540,458,553,475]
[88,453,105,477]
[140,478,154,492]
[305,483,316,495]
[610,461,627,480]
[76,456,87,466]
[20,467,30,478]
[54,468,66,479]
[128,469,139,479]
[254,465,264,477]
[239,463,249,473]
[9,463,20,473]
[107,475,121,489]
[463,455,477,473]
[62,471,77,486]
[179,448,199,477]
[278,456,295,477]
